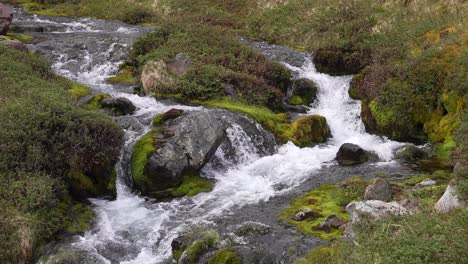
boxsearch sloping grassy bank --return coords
[0,45,123,263]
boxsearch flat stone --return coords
[346,200,410,222]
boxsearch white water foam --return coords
[29,13,404,263]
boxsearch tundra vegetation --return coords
[1,0,467,263]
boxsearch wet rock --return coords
[291,209,320,221]
[319,214,346,233]
[346,200,410,222]
[414,178,436,189]
[289,115,331,147]
[335,143,370,166]
[152,108,184,126]
[135,109,276,195]
[141,60,175,95]
[101,97,136,116]
[167,53,192,76]
[364,178,392,201]
[287,78,318,106]
[235,221,271,236]
[0,39,29,52]
[435,185,466,213]
[114,116,144,132]
[395,145,431,162]
[0,3,13,36]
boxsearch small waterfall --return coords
[16,10,405,264]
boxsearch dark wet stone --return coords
[291,209,320,221]
[336,143,370,166]
[319,214,346,233]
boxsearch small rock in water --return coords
[414,178,436,189]
[101,97,136,116]
[291,209,320,221]
[346,200,410,222]
[335,143,370,166]
[319,214,346,233]
[235,221,271,236]
[435,185,466,213]
[364,178,392,201]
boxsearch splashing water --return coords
[14,10,404,264]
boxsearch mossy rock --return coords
[286,115,331,147]
[106,66,137,84]
[288,78,317,106]
[172,229,220,263]
[278,178,368,239]
[131,128,159,194]
[153,108,185,126]
[131,129,212,199]
[208,248,241,264]
[313,48,370,76]
[84,93,110,110]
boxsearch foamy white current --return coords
[19,11,404,264]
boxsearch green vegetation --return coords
[68,82,91,98]
[284,115,330,147]
[180,230,220,264]
[131,128,158,194]
[278,178,368,239]
[84,93,110,110]
[106,66,137,84]
[208,248,241,264]
[0,45,123,262]
[296,210,468,264]
[151,172,214,199]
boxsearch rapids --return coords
[12,9,410,264]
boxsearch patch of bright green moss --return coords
[150,172,213,199]
[152,114,164,126]
[369,99,394,129]
[68,82,91,98]
[208,248,241,264]
[278,178,368,240]
[84,93,110,110]
[186,230,220,264]
[131,129,159,194]
[296,245,336,264]
[289,95,305,105]
[283,115,330,147]
[106,67,137,84]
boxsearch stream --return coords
[12,10,414,264]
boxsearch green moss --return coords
[192,97,291,141]
[289,95,305,105]
[84,93,110,110]
[152,109,185,127]
[131,129,159,194]
[284,115,330,147]
[208,248,241,264]
[369,99,394,129]
[106,66,137,84]
[296,245,336,264]
[152,172,213,199]
[186,230,220,264]
[278,178,368,240]
[68,82,91,98]
[152,114,164,126]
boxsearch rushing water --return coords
[13,10,406,264]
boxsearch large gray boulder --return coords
[0,4,13,36]
[346,200,410,222]
[435,185,466,213]
[135,109,276,195]
[364,178,392,201]
[335,143,370,165]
